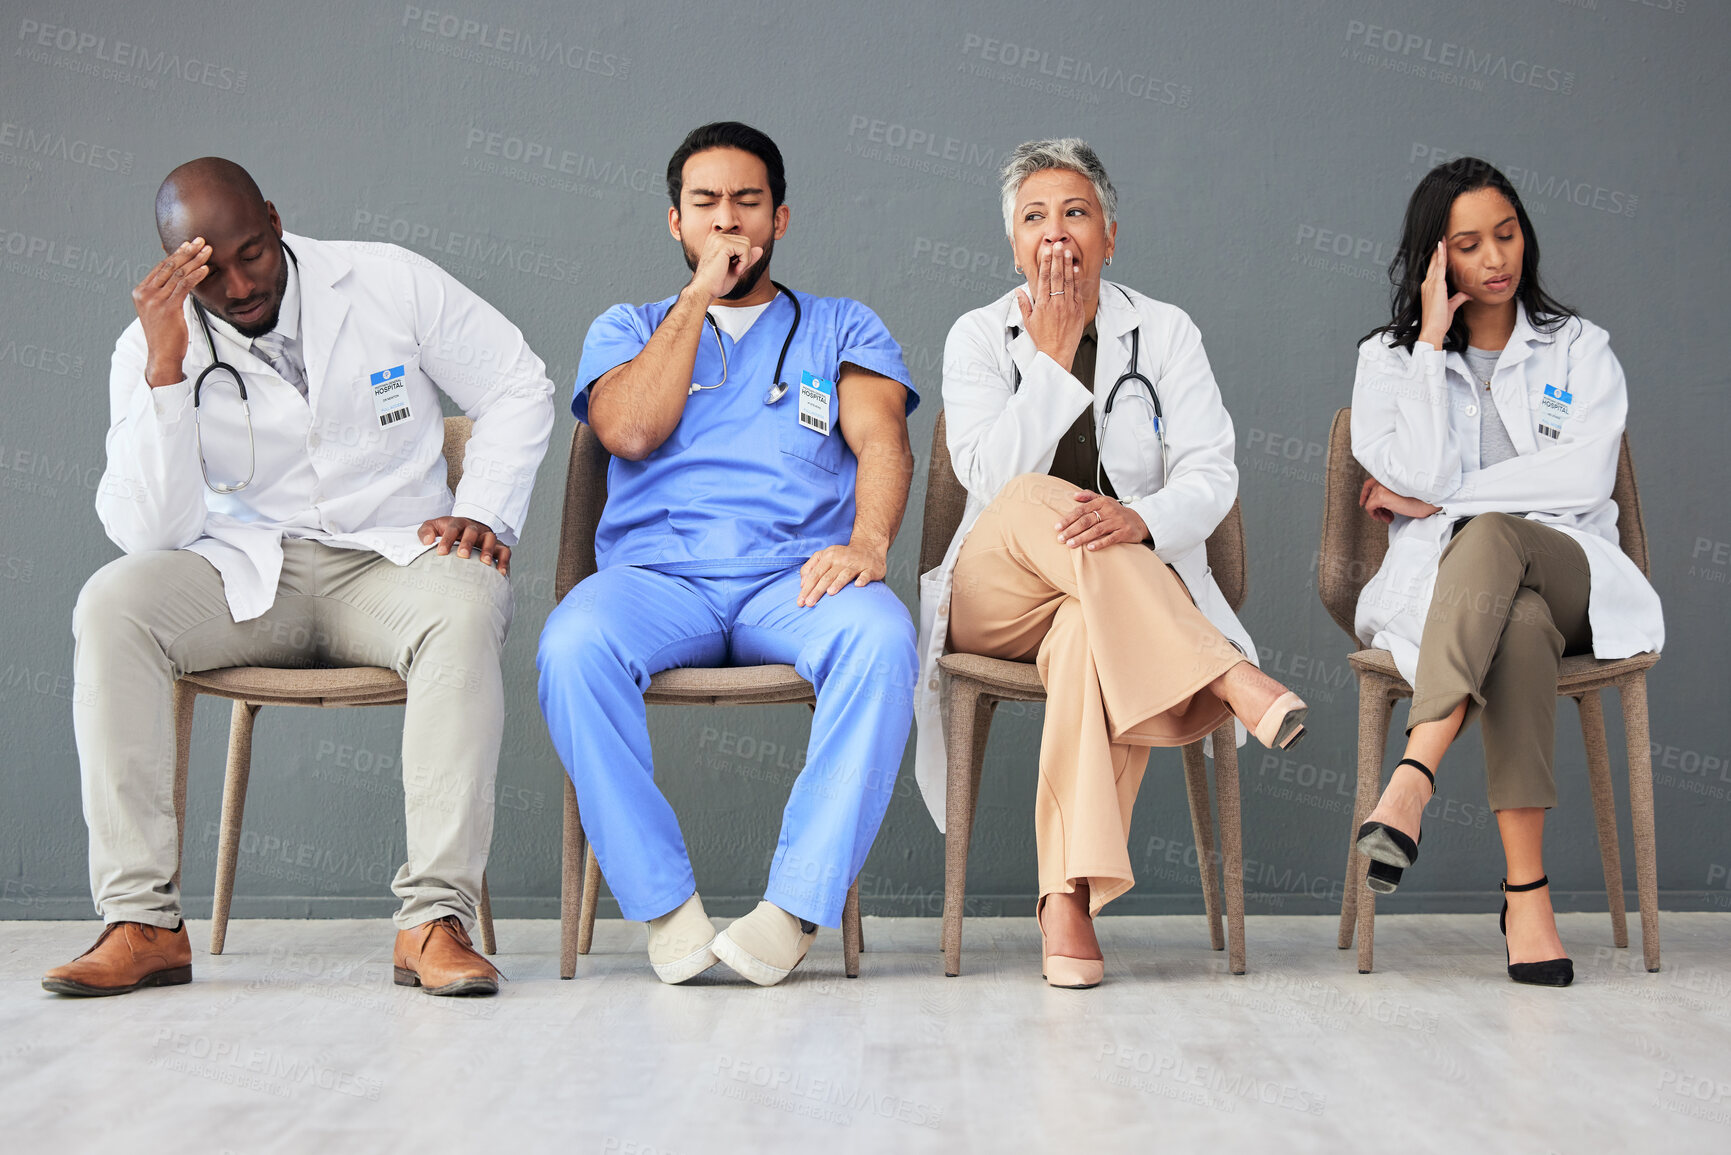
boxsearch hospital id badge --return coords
[798,371,833,436]
[370,365,412,427]
[1537,383,1571,441]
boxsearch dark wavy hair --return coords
[1366,156,1573,353]
[666,121,786,210]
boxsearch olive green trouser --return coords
[1409,513,1592,810]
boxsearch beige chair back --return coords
[442,415,474,490]
[1316,406,1648,641]
[553,424,612,603]
[918,409,1248,612]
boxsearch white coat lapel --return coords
[179,292,279,383]
[1093,280,1138,344]
[1092,280,1137,401]
[286,235,351,411]
[1492,303,1551,456]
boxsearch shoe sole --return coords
[711,929,804,987]
[1355,826,1415,871]
[392,965,497,997]
[651,941,721,985]
[42,965,192,997]
[1040,970,1102,990]
[1507,967,1574,987]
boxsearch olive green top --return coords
[1046,321,1117,499]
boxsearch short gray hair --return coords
[999,138,1118,236]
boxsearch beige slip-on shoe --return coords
[647,893,720,984]
[711,901,817,987]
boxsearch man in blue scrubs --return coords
[537,123,919,986]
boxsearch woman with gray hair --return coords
[913,139,1304,988]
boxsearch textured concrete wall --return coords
[3,0,1726,921]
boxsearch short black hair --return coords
[666,122,786,210]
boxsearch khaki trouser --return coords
[71,538,512,930]
[948,473,1241,915]
[1410,513,1592,810]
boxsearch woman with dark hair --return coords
[1349,157,1663,986]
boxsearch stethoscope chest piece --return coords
[692,282,803,408]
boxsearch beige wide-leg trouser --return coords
[72,538,511,931]
[948,474,1242,914]
[1409,512,1593,810]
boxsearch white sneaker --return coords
[711,901,818,987]
[646,893,719,984]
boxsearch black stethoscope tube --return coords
[186,241,299,493]
[696,280,803,405]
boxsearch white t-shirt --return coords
[707,301,772,342]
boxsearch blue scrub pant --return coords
[536,563,917,927]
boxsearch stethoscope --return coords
[190,298,254,494]
[1011,284,1169,493]
[688,280,802,405]
[187,241,300,494]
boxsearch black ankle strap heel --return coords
[1353,759,1434,894]
[1395,758,1435,789]
[1500,875,1574,987]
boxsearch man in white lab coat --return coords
[43,158,554,998]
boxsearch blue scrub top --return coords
[574,289,918,572]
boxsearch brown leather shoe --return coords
[42,921,193,997]
[392,915,500,996]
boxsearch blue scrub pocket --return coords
[778,419,845,476]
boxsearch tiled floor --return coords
[4,913,1729,1153]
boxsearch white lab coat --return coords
[97,232,555,621]
[914,281,1256,831]
[1350,305,1663,682]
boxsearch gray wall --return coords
[4,0,1727,923]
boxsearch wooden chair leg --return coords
[210,701,260,956]
[578,843,601,955]
[1576,691,1629,949]
[477,873,496,955]
[560,776,581,979]
[1619,674,1661,972]
[1181,738,1225,952]
[842,881,861,978]
[1211,723,1247,975]
[820,700,862,960]
[1347,676,1396,973]
[941,681,995,977]
[171,682,196,894]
